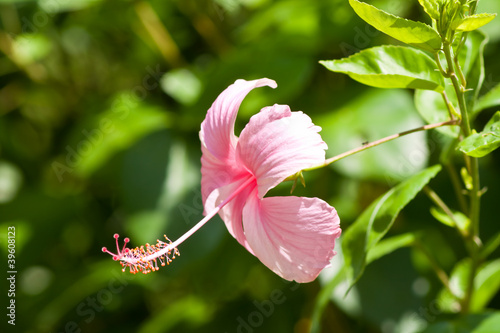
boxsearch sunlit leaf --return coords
[421,312,500,333]
[366,232,417,264]
[342,165,441,286]
[480,231,500,260]
[474,312,500,332]
[463,30,488,115]
[414,88,460,138]
[448,258,471,300]
[418,0,440,20]
[318,89,428,182]
[415,30,487,137]
[454,13,497,31]
[472,259,500,311]
[321,45,444,91]
[348,0,441,52]
[458,111,500,157]
[430,206,470,233]
[476,83,500,113]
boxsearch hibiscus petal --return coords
[237,104,327,198]
[200,78,277,162]
[204,177,256,254]
[242,194,341,283]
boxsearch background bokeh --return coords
[1,0,499,332]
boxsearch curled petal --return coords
[242,194,341,283]
[237,104,327,198]
[200,78,277,162]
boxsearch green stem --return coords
[414,240,452,294]
[440,90,459,119]
[303,120,458,172]
[445,162,469,214]
[442,43,471,137]
[442,39,482,315]
[424,186,465,236]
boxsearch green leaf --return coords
[67,94,172,177]
[474,312,500,333]
[472,259,500,311]
[461,166,473,190]
[462,30,488,116]
[454,13,497,31]
[366,233,417,264]
[421,312,500,333]
[436,258,471,313]
[418,0,440,21]
[348,0,441,52]
[458,111,500,157]
[449,258,472,300]
[318,89,428,182]
[485,110,500,130]
[480,231,500,260]
[414,88,461,138]
[320,45,444,91]
[476,83,500,113]
[342,165,441,286]
[414,31,487,138]
[430,206,470,233]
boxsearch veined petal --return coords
[200,78,277,162]
[242,194,341,283]
[237,104,327,198]
[204,177,256,254]
[201,143,245,204]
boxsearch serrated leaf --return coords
[472,259,500,311]
[342,165,441,287]
[454,13,497,31]
[458,111,500,158]
[348,0,441,53]
[320,45,444,91]
[418,0,440,20]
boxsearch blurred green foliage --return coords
[0,0,499,332]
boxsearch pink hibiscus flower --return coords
[200,78,341,282]
[103,78,341,283]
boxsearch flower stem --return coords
[304,120,459,172]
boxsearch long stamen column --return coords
[102,176,255,274]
